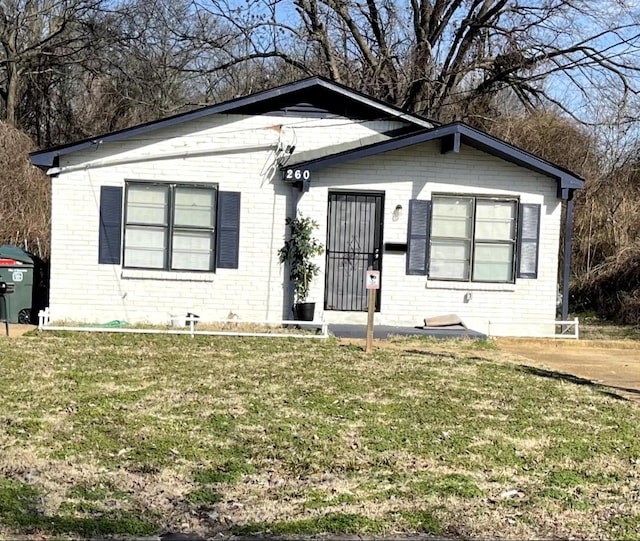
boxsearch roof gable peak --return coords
[30,77,433,169]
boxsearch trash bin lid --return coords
[0,245,34,265]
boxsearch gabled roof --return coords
[283,121,584,194]
[30,77,434,169]
[281,125,422,166]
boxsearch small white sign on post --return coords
[365,270,380,353]
[366,270,380,290]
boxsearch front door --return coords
[325,191,384,311]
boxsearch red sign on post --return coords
[366,270,380,289]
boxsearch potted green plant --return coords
[278,214,324,321]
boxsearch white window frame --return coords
[123,181,218,272]
[429,194,518,283]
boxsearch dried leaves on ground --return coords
[0,333,638,539]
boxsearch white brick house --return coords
[30,78,583,336]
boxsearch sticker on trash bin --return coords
[366,270,380,289]
[10,270,23,282]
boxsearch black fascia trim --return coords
[284,121,585,193]
[30,76,434,169]
[440,132,460,154]
[311,78,435,127]
[455,124,584,190]
[287,124,454,172]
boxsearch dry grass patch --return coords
[0,332,638,539]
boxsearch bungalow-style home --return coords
[30,77,583,336]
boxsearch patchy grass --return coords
[577,314,640,340]
[0,332,638,539]
[235,512,390,536]
[0,478,156,537]
[186,487,224,506]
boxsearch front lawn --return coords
[0,333,638,539]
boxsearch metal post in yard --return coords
[366,288,376,353]
[365,269,380,353]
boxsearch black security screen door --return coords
[325,191,384,311]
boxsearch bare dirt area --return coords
[0,324,36,337]
[495,338,640,400]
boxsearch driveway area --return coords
[495,338,640,400]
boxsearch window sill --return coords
[426,280,515,292]
[121,268,215,282]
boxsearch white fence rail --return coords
[487,317,579,339]
[38,308,329,339]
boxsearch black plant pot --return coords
[293,302,315,321]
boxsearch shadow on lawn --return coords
[402,349,458,360]
[517,365,638,400]
[0,509,158,538]
[0,477,158,538]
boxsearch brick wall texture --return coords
[49,113,561,336]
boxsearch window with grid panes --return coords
[124,183,217,271]
[429,195,517,282]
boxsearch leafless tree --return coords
[184,0,640,123]
[0,0,105,130]
[0,120,50,258]
[82,0,205,125]
[3,0,637,141]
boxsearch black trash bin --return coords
[0,245,48,324]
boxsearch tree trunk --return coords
[6,61,20,127]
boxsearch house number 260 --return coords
[285,169,311,180]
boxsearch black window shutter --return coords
[99,186,123,264]
[517,203,541,278]
[216,191,241,269]
[406,199,431,275]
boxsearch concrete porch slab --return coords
[328,324,486,340]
